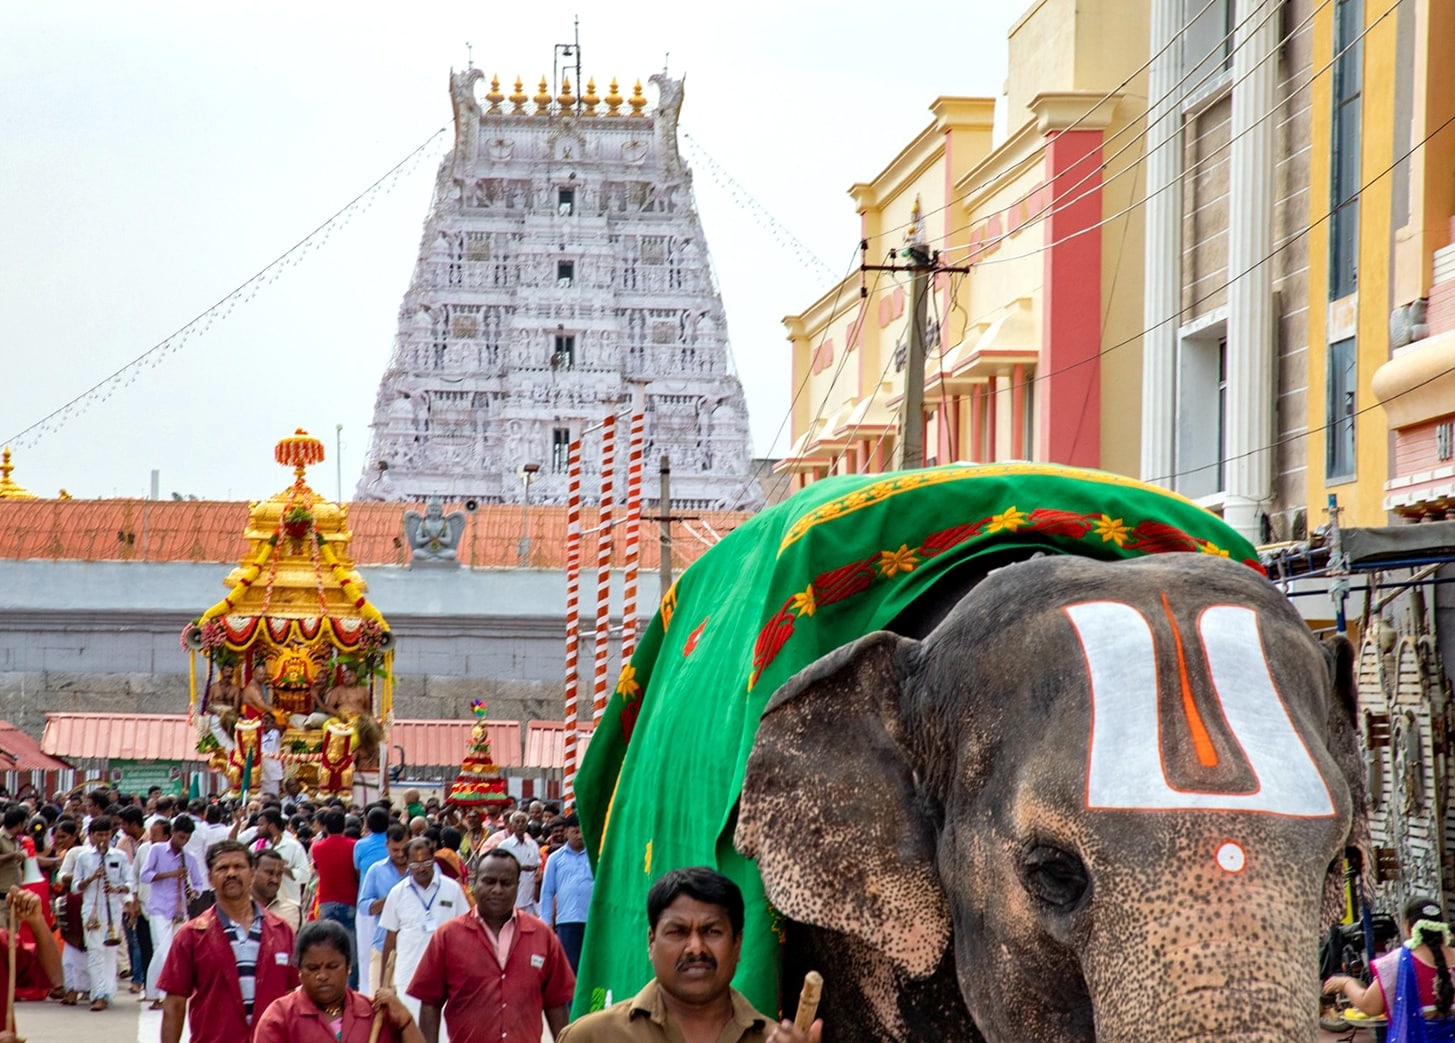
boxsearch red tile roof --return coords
[41,714,579,770]
[389,719,521,770]
[0,720,71,772]
[523,720,594,771]
[0,499,749,569]
[42,713,199,763]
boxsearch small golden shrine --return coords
[0,448,37,501]
[182,429,394,797]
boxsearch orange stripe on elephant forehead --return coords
[1161,592,1219,768]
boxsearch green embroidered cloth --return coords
[571,462,1261,1017]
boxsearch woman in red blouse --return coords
[254,920,421,1043]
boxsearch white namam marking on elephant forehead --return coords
[1065,601,1335,817]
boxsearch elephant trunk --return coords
[1086,945,1319,1043]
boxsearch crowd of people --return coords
[0,784,821,1043]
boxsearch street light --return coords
[518,462,542,566]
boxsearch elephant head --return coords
[737,554,1366,1042]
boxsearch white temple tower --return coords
[357,66,762,511]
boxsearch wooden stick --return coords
[367,951,397,1043]
[793,970,823,1035]
[6,892,19,1039]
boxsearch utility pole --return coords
[859,197,971,471]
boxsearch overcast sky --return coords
[0,2,1020,500]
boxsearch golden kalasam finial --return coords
[906,195,922,241]
[485,74,504,113]
[509,76,528,114]
[557,74,576,110]
[0,447,37,501]
[534,76,552,114]
[582,77,600,116]
[274,428,325,487]
[604,78,624,117]
[628,79,647,117]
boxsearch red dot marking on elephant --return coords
[1215,841,1246,874]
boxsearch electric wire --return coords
[938,0,1372,266]
[797,38,1455,494]
[5,127,451,448]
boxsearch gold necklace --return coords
[321,1001,344,1018]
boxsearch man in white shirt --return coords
[251,807,310,905]
[70,816,132,1011]
[494,812,542,916]
[379,837,467,1028]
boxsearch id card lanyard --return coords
[410,879,440,931]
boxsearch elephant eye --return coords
[1019,843,1089,911]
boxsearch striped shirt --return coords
[214,902,264,1017]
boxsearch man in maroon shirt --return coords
[158,840,299,1043]
[407,848,573,1043]
[311,808,360,988]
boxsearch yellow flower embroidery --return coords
[644,839,653,876]
[615,663,641,698]
[879,545,918,577]
[1200,541,1230,558]
[1092,514,1131,546]
[790,585,816,617]
[988,506,1028,534]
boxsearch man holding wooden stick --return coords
[556,867,821,1043]
[0,886,60,1041]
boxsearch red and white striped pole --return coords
[620,410,645,664]
[591,415,617,725]
[561,438,584,807]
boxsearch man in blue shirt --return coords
[356,822,407,992]
[352,805,391,994]
[538,812,593,970]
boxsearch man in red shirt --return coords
[158,840,299,1043]
[312,808,360,988]
[407,848,573,1043]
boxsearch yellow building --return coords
[1305,0,1402,526]
[776,0,1148,491]
[1367,2,1455,521]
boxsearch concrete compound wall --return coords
[0,560,660,743]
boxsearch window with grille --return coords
[552,428,571,472]
[1330,0,1363,299]
[1182,0,1234,89]
[1436,420,1453,462]
[1326,337,1357,479]
[553,335,576,369]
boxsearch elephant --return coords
[736,552,1367,1042]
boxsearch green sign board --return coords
[110,761,185,797]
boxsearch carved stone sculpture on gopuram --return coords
[356,57,762,512]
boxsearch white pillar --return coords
[1141,0,1183,483]
[1224,0,1278,542]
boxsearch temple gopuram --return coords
[356,63,762,511]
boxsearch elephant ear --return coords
[736,631,951,979]
[1322,634,1372,921]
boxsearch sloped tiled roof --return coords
[0,499,749,569]
[0,720,70,771]
[523,719,594,771]
[390,718,521,769]
[41,714,578,770]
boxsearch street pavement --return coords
[10,994,172,1042]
